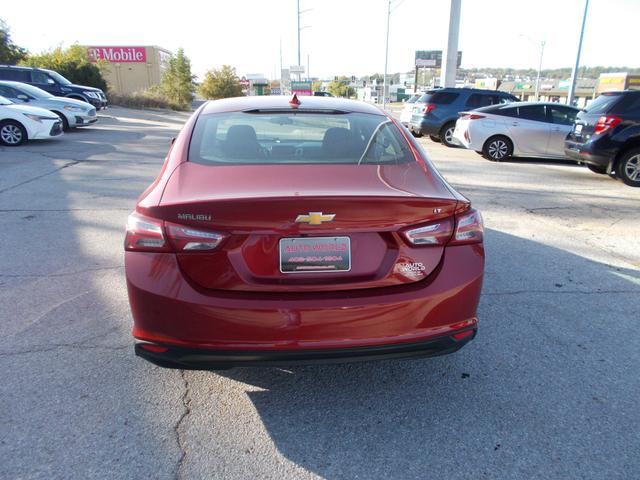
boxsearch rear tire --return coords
[586,164,607,175]
[482,135,513,161]
[52,111,70,131]
[439,123,457,147]
[411,129,423,138]
[616,148,640,187]
[0,120,27,146]
[429,135,441,143]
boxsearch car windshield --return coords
[47,71,72,86]
[584,93,621,114]
[189,111,414,166]
[0,95,13,105]
[14,83,54,99]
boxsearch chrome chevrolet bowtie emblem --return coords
[295,212,336,225]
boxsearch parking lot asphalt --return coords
[1,106,639,480]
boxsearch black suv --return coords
[565,90,640,187]
[408,88,519,147]
[0,65,108,110]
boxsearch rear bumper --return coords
[564,138,616,168]
[409,118,443,136]
[126,244,484,366]
[135,329,476,369]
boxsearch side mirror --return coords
[170,137,176,145]
[17,94,29,102]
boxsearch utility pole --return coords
[440,0,461,88]
[535,40,546,101]
[279,37,284,93]
[383,0,391,110]
[568,0,589,106]
[297,0,301,80]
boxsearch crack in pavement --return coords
[483,288,640,296]
[175,370,192,480]
[0,266,123,278]
[0,208,131,213]
[0,343,128,356]
[0,160,80,195]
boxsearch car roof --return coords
[0,65,37,71]
[425,87,513,95]
[200,95,385,116]
[490,101,578,108]
[0,80,27,86]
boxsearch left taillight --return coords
[125,212,226,252]
[165,222,226,251]
[125,212,170,252]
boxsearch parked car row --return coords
[403,87,640,187]
[0,65,108,110]
[0,80,100,146]
[406,88,519,146]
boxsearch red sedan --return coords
[125,95,484,369]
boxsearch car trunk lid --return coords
[145,161,459,292]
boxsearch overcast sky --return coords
[4,0,639,81]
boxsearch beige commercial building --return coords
[86,46,172,95]
[597,72,640,94]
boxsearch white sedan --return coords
[0,95,63,146]
[453,102,579,161]
[399,93,423,126]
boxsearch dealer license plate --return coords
[279,237,351,273]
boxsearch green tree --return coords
[199,65,243,99]
[160,48,195,109]
[20,44,107,90]
[0,19,27,65]
[311,80,323,93]
[327,76,354,98]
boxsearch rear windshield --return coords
[406,94,421,104]
[417,91,459,104]
[189,111,414,166]
[584,93,622,114]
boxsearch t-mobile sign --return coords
[88,46,146,63]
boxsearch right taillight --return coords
[404,217,454,246]
[594,115,621,135]
[450,208,483,245]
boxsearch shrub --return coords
[108,87,190,111]
[20,44,107,91]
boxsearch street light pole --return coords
[297,0,301,81]
[383,0,391,110]
[568,0,589,106]
[534,40,546,101]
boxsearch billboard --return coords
[291,81,312,96]
[88,46,147,63]
[415,50,462,68]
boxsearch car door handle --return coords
[511,122,519,126]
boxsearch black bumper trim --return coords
[134,330,476,370]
